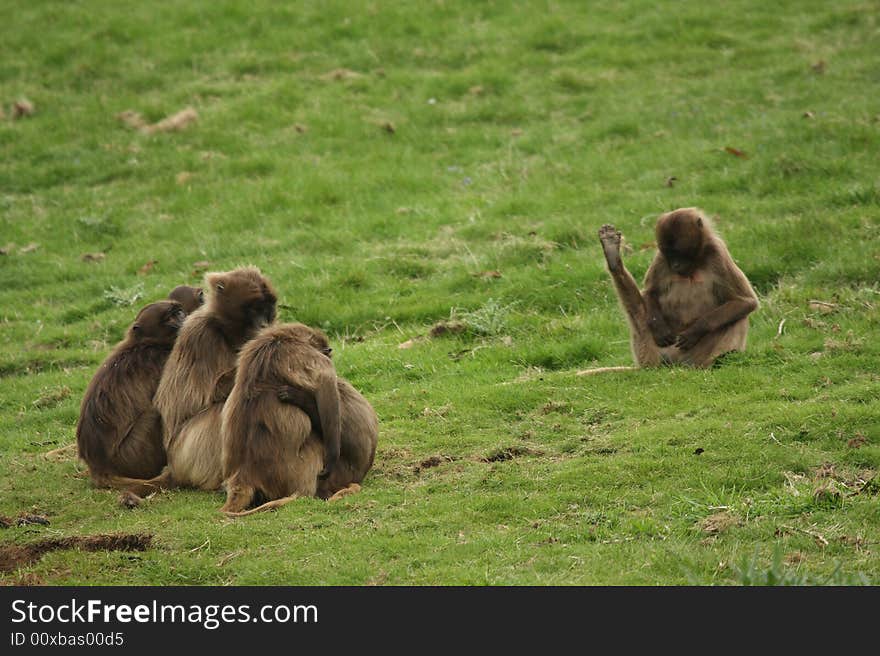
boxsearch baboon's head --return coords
[129,301,186,345]
[307,327,332,359]
[276,323,333,359]
[656,207,711,276]
[205,267,277,337]
[167,285,205,314]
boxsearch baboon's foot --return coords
[598,224,623,272]
[220,484,255,514]
[119,491,142,509]
[327,483,361,502]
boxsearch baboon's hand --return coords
[648,315,676,347]
[598,224,624,272]
[212,369,236,404]
[598,224,620,241]
[675,319,709,350]
[277,386,323,436]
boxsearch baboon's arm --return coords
[314,373,341,479]
[211,368,236,404]
[277,385,320,432]
[277,379,341,478]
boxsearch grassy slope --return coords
[0,0,878,585]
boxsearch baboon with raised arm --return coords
[590,208,758,371]
[145,266,277,493]
[76,300,186,488]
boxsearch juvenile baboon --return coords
[220,323,345,515]
[142,267,277,493]
[168,285,204,314]
[76,301,186,487]
[590,207,758,370]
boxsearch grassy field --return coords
[1,0,878,585]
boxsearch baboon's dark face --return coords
[168,285,205,314]
[211,269,277,335]
[130,301,186,345]
[277,323,333,358]
[240,281,277,330]
[656,209,705,276]
[309,331,333,359]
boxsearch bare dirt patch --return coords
[584,445,618,456]
[0,534,152,573]
[482,446,540,463]
[0,513,50,529]
[321,68,362,81]
[428,321,467,338]
[400,321,469,348]
[413,455,456,474]
[784,551,806,565]
[700,512,740,534]
[117,107,198,135]
[540,400,569,414]
[11,99,35,119]
[847,433,868,449]
[32,386,71,409]
[812,481,843,505]
[814,462,835,478]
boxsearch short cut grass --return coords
[0,0,878,585]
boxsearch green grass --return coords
[1,0,879,585]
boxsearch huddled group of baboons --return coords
[76,267,377,516]
[75,207,757,516]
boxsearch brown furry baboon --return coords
[220,323,346,515]
[136,267,277,494]
[277,375,378,502]
[76,301,186,487]
[589,207,758,371]
[168,285,204,314]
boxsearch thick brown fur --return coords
[598,207,759,368]
[168,285,204,314]
[76,301,186,488]
[140,267,277,493]
[275,346,379,501]
[315,379,378,499]
[220,323,343,514]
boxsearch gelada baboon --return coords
[222,324,378,515]
[76,300,186,487]
[168,285,204,314]
[585,207,758,372]
[135,266,277,494]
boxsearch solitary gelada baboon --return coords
[585,207,758,372]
